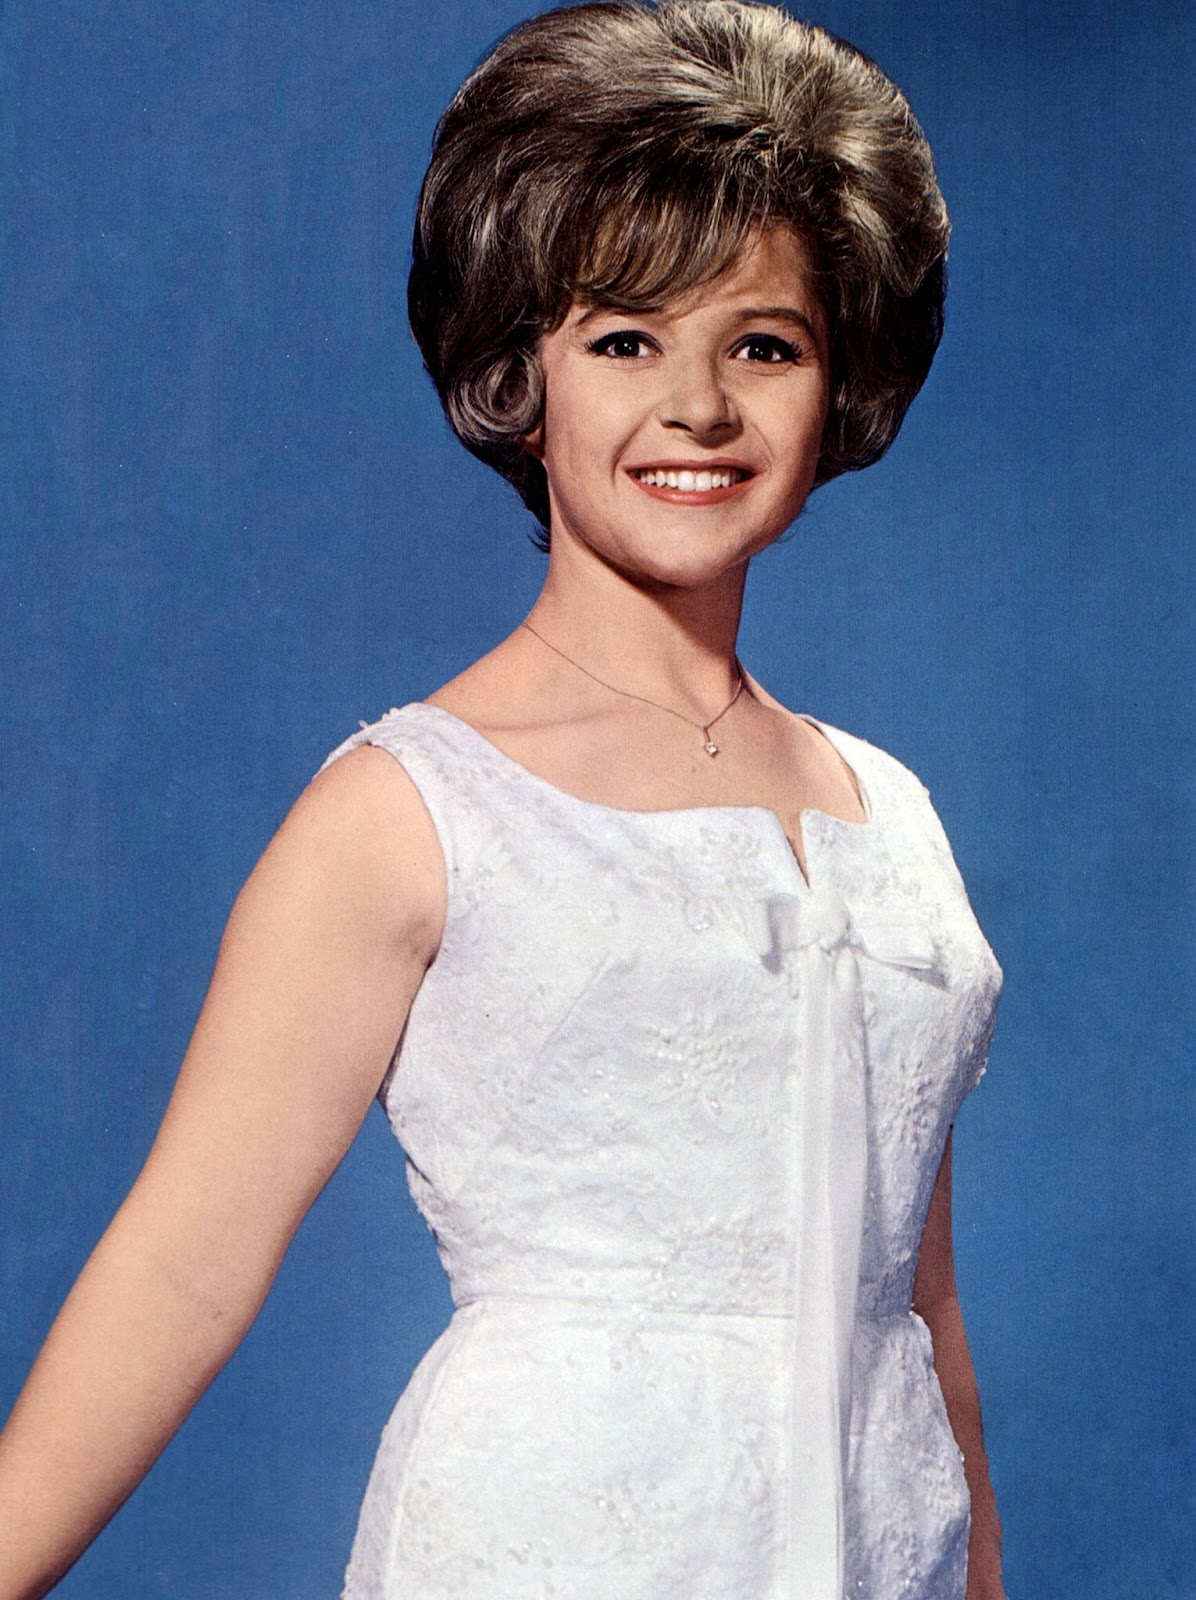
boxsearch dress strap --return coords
[317,704,478,890]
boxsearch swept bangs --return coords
[570,163,785,315]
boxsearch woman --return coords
[0,3,1004,1597]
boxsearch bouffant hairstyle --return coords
[408,0,949,538]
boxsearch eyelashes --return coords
[585,330,652,359]
[583,330,806,364]
[733,334,802,364]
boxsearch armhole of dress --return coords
[316,714,465,1108]
[910,784,1003,1103]
[317,711,456,869]
[316,714,461,972]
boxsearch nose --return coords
[659,354,738,440]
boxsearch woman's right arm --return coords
[0,744,444,1600]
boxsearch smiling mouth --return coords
[633,466,750,492]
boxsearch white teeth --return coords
[637,468,742,491]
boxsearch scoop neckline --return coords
[405,699,876,839]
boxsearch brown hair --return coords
[408,0,950,538]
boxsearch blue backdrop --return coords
[1,2,1191,1595]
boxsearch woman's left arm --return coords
[912,1128,1005,1600]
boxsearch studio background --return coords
[1,1,1190,1595]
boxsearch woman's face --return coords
[528,227,829,591]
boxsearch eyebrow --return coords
[574,302,654,327]
[574,302,822,341]
[735,305,822,342]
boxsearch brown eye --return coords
[733,335,801,363]
[586,331,654,359]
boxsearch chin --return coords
[552,501,790,588]
[611,541,764,591]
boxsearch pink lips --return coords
[625,462,757,507]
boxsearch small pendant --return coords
[704,740,719,757]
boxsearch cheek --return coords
[540,373,588,460]
[787,383,830,457]
[543,379,629,478]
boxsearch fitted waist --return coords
[450,1278,914,1323]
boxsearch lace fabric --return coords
[320,704,1003,1599]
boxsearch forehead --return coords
[566,228,824,329]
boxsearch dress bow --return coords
[746,889,945,985]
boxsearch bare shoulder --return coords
[423,631,551,735]
[248,743,446,969]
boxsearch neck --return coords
[528,534,748,714]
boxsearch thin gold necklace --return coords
[520,620,745,758]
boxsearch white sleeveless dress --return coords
[321,703,1002,1600]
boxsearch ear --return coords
[521,422,545,462]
